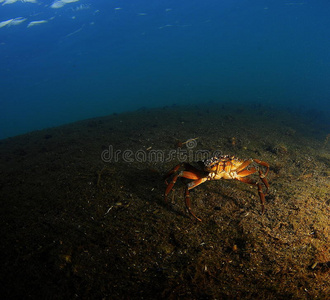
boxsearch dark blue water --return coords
[1,0,329,139]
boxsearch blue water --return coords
[0,0,329,139]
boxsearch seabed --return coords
[0,102,329,299]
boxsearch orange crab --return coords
[164,155,269,221]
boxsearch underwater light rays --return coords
[51,0,80,9]
[1,0,37,5]
[0,17,27,28]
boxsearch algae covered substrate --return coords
[0,102,329,299]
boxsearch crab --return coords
[164,155,269,221]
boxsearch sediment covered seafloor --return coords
[0,103,329,299]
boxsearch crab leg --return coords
[237,177,266,213]
[164,164,204,202]
[257,182,266,213]
[165,171,201,197]
[258,170,269,192]
[184,177,208,221]
[254,159,270,176]
[236,159,253,172]
[164,163,201,181]
[184,186,202,222]
[237,167,257,177]
[164,163,206,221]
[187,177,207,189]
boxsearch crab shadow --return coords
[120,166,199,220]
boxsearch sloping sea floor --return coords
[0,102,329,299]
